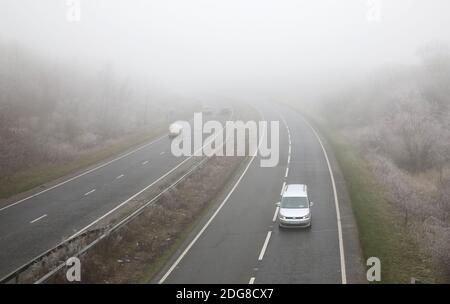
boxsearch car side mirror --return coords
[310,201,314,206]
[276,202,281,207]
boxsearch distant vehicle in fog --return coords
[202,106,214,116]
[169,122,183,138]
[220,107,232,115]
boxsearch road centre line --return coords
[30,214,47,224]
[272,207,280,222]
[258,231,272,261]
[158,109,264,283]
[84,189,96,196]
[0,134,168,213]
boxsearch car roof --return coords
[283,184,308,197]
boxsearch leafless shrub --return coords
[0,43,193,182]
[322,44,450,279]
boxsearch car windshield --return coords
[281,196,309,209]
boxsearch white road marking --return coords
[34,157,212,285]
[4,110,237,282]
[67,118,232,241]
[279,113,292,181]
[30,214,47,224]
[272,206,280,222]
[116,174,124,180]
[280,182,286,196]
[249,277,255,284]
[158,110,265,284]
[142,161,149,165]
[258,231,272,261]
[84,189,96,196]
[160,151,165,155]
[300,115,347,284]
[0,134,168,213]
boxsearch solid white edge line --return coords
[158,141,262,283]
[284,167,289,178]
[67,129,226,241]
[35,126,234,284]
[258,231,272,261]
[0,134,168,213]
[300,115,347,284]
[158,110,264,284]
[249,277,255,284]
[280,182,286,196]
[30,214,47,224]
[0,110,235,283]
[3,111,235,282]
[272,206,280,222]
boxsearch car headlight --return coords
[304,213,311,219]
[279,215,286,220]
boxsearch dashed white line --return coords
[30,214,47,224]
[279,113,292,180]
[249,277,255,284]
[158,110,265,284]
[142,161,149,165]
[4,111,237,281]
[116,174,124,180]
[272,206,280,222]
[160,151,165,155]
[280,182,286,196]
[69,116,233,242]
[258,231,272,261]
[84,189,96,196]
[0,134,168,213]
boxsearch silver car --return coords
[277,184,313,228]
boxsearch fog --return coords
[1,1,450,283]
[2,0,450,96]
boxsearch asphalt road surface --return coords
[0,111,229,279]
[0,102,364,283]
[157,102,364,284]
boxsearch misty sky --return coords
[1,0,450,95]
